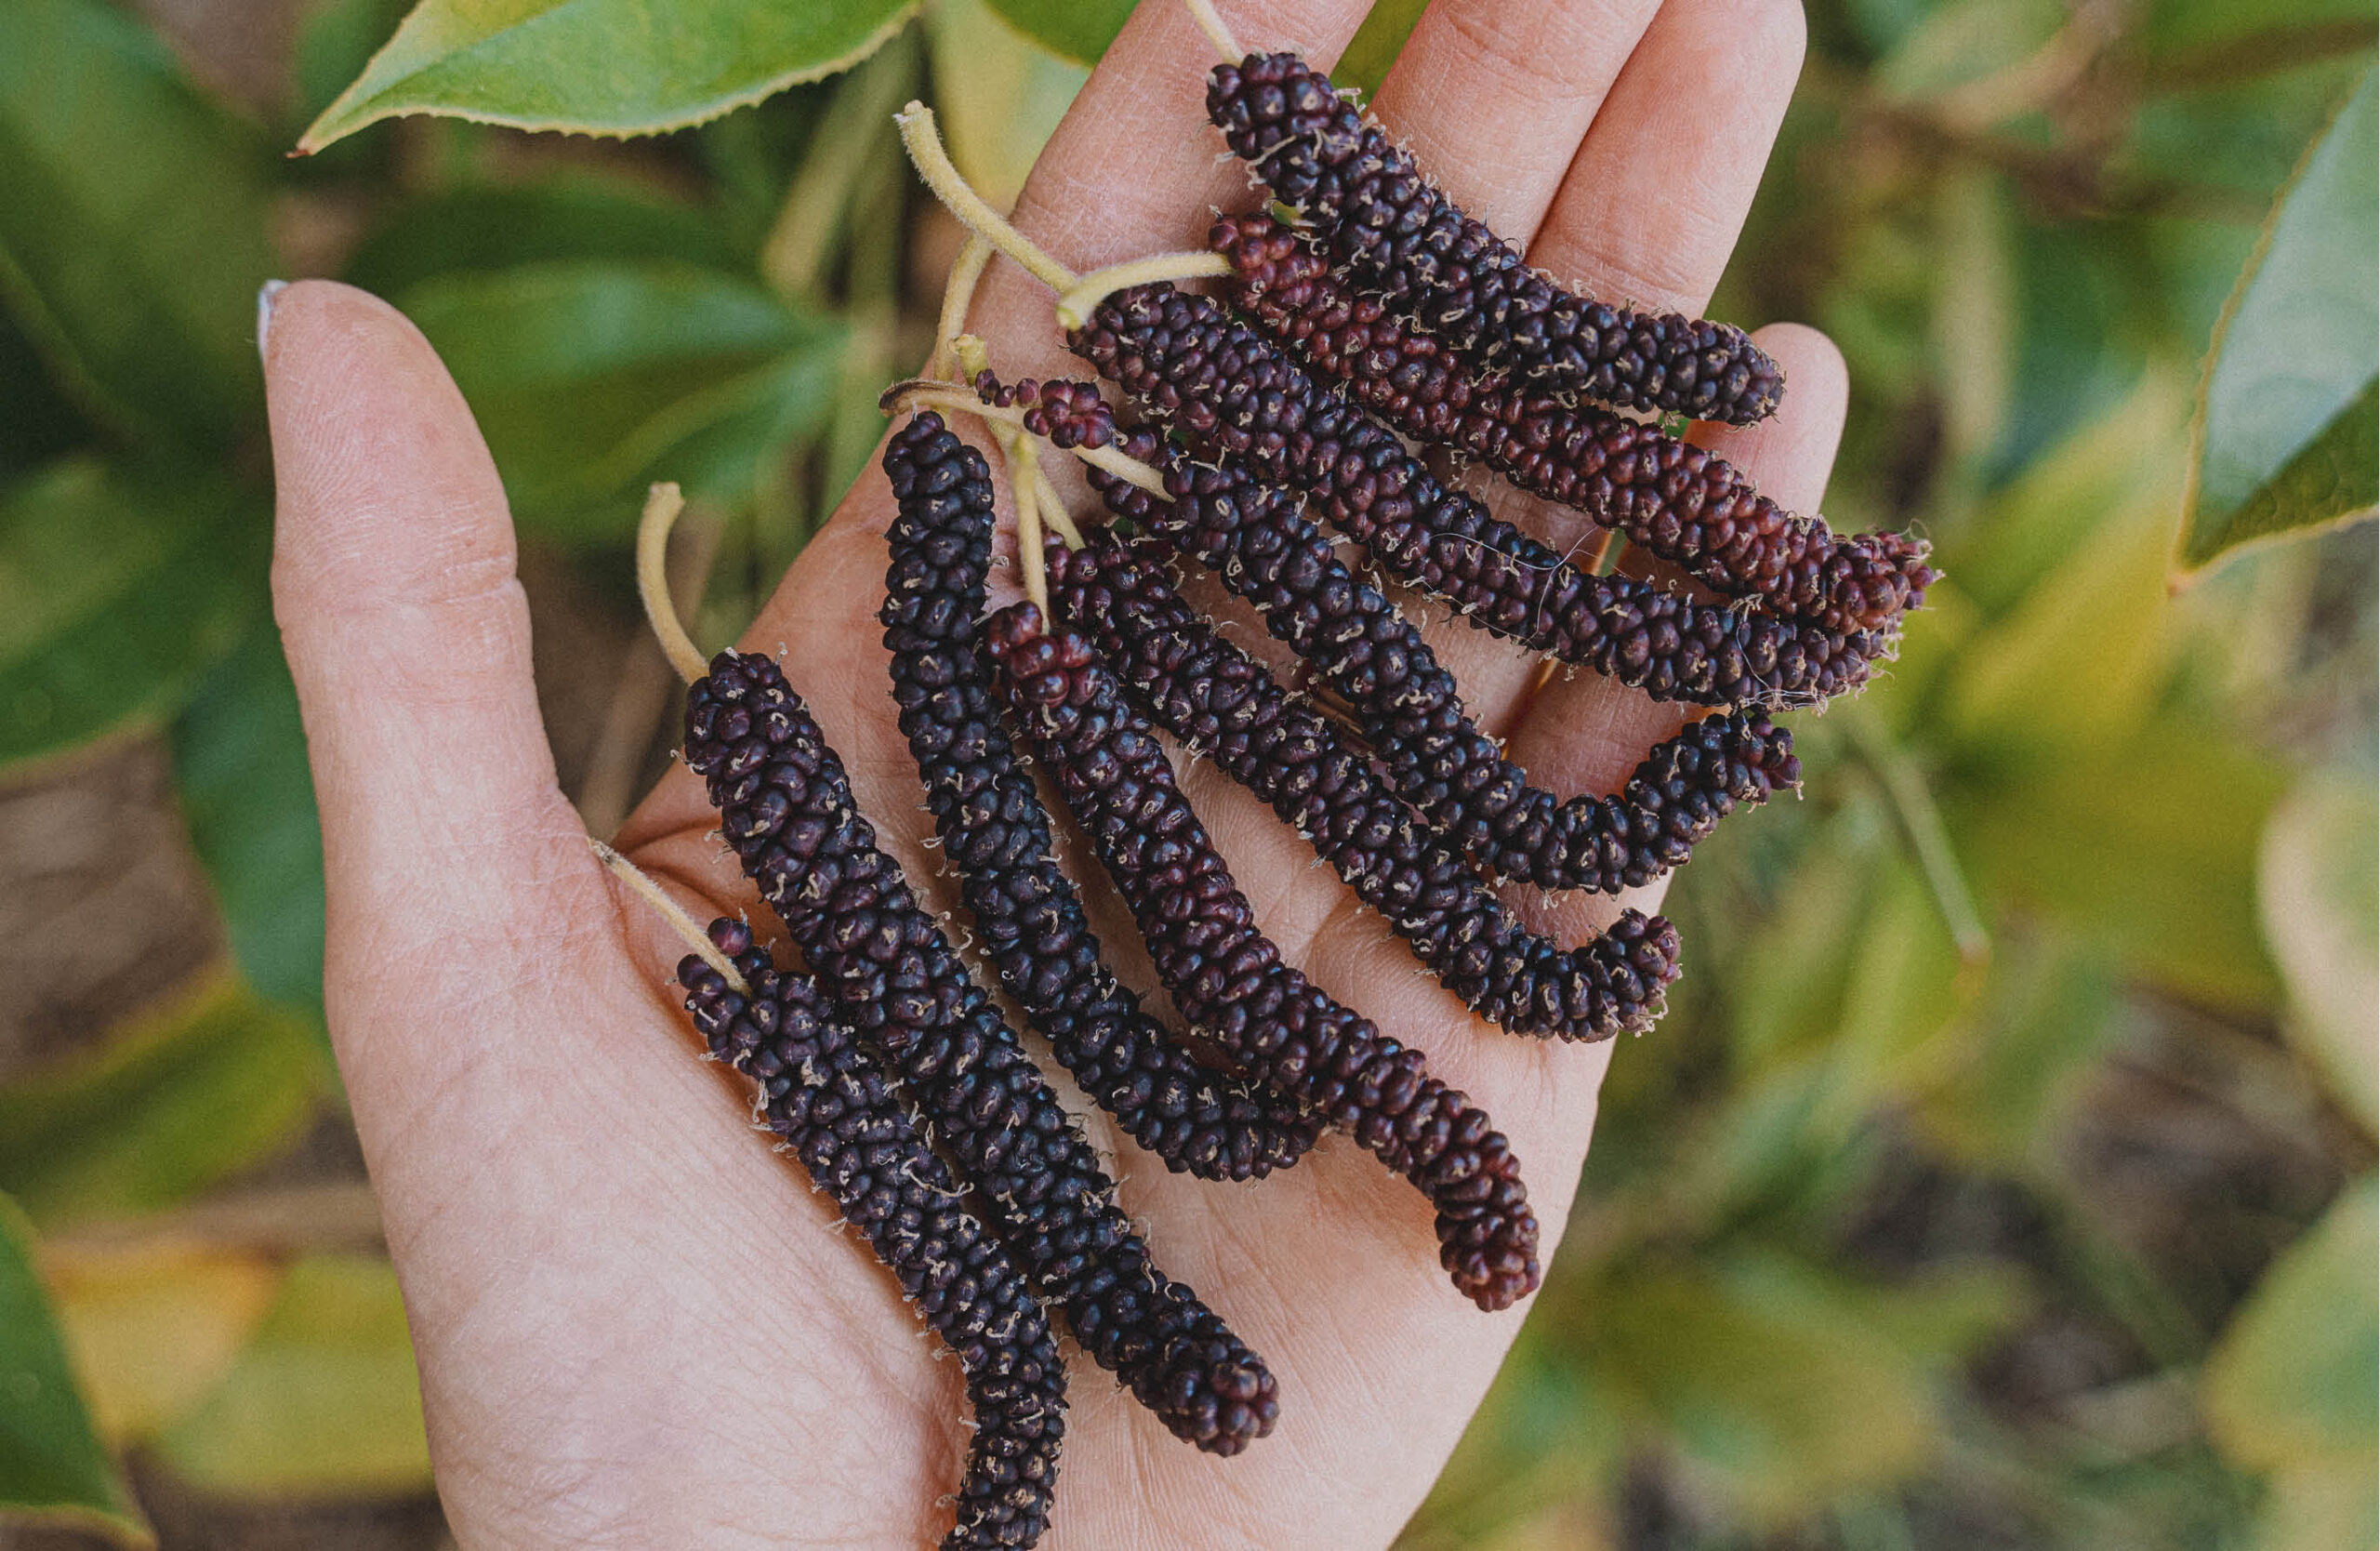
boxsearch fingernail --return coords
[257,279,288,359]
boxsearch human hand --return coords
[260,0,1846,1544]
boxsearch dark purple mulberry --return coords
[1086,427,1806,896]
[1205,51,1783,426]
[880,412,1322,1179]
[1044,528,1679,1040]
[1210,211,1935,635]
[984,605,1542,1311]
[683,655,1277,1455]
[1066,285,1890,709]
[679,924,1063,1549]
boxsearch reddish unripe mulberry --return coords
[1210,211,1935,636]
[1067,285,1889,709]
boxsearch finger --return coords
[1528,0,1807,312]
[263,279,612,1081]
[1365,0,1661,239]
[1501,322,1849,936]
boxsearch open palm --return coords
[262,0,1846,1544]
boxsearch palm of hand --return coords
[261,0,1843,1544]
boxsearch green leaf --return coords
[2205,1174,2378,1475]
[152,1253,430,1496]
[0,974,326,1230]
[0,1195,149,1545]
[169,622,328,1045]
[0,0,274,449]
[2179,69,2379,576]
[0,459,260,772]
[1334,0,1429,99]
[2258,773,2380,1132]
[298,0,919,153]
[982,0,1134,67]
[1949,719,2287,1009]
[1581,1253,1944,1526]
[341,176,739,301]
[399,260,843,538]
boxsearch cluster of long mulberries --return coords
[1210,211,1935,635]
[679,922,1063,1549]
[1205,52,1782,426]
[682,652,1278,1456]
[985,604,1542,1311]
[880,411,1322,1180]
[1042,527,1678,1040]
[1067,283,1891,709]
[1075,417,1804,895]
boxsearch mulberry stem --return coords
[1182,0,1243,60]
[1043,529,1681,1039]
[680,924,1066,1551]
[985,603,1543,1310]
[588,839,746,992]
[881,411,1324,1176]
[928,233,994,382]
[895,103,1075,294]
[684,654,1281,1453]
[637,484,708,684]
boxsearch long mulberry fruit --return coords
[1210,211,1935,635]
[985,605,1542,1311]
[684,654,1277,1454]
[1084,423,1806,896]
[1068,285,1889,709]
[1205,51,1783,426]
[680,924,1063,1549]
[1044,528,1678,1039]
[880,412,1321,1180]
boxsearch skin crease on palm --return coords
[259,0,1853,1544]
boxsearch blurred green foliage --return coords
[0,0,2369,1544]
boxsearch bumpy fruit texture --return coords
[1210,211,1936,636]
[880,413,1322,1179]
[682,654,1277,1454]
[985,604,1543,1311]
[1082,419,1804,899]
[680,925,1064,1550]
[1206,52,1782,426]
[1069,284,1889,709]
[1044,528,1679,1040]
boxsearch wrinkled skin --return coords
[262,0,1846,1544]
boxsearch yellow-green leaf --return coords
[42,1241,282,1444]
[298,0,918,153]
[2179,68,2378,576]
[0,1195,150,1546]
[0,974,327,1230]
[152,1254,430,1496]
[0,458,258,773]
[2258,772,2380,1132]
[2205,1174,2378,1475]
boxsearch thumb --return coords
[262,280,605,1086]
